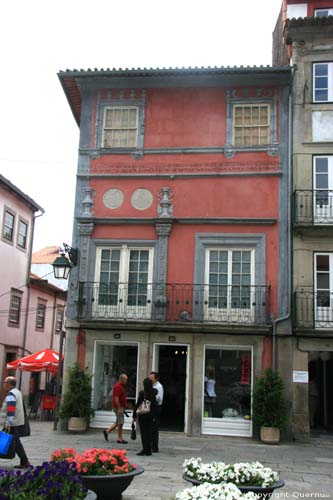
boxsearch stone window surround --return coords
[8,288,23,328]
[36,298,47,331]
[2,205,16,245]
[95,96,146,154]
[16,216,29,252]
[224,92,278,158]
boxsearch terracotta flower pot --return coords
[68,416,87,432]
[81,465,144,500]
[260,426,280,444]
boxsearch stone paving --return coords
[1,421,332,499]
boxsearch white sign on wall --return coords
[293,371,309,383]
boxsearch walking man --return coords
[149,371,164,452]
[103,373,128,444]
[0,376,30,468]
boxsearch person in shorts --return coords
[103,373,128,444]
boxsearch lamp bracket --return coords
[63,243,79,266]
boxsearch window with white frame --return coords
[313,156,333,221]
[314,8,333,17]
[8,290,22,326]
[95,246,154,318]
[233,104,270,146]
[17,218,28,249]
[36,299,47,330]
[314,253,333,327]
[2,208,15,243]
[102,107,138,148]
[313,63,333,102]
[205,249,254,320]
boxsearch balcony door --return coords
[94,246,154,319]
[315,253,333,327]
[204,249,255,323]
[313,156,333,223]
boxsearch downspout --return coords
[50,291,58,350]
[19,209,44,388]
[272,66,296,371]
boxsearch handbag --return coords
[136,399,151,415]
[18,401,30,437]
[131,421,136,440]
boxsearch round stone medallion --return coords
[131,189,153,210]
[103,188,124,209]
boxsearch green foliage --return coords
[252,368,288,429]
[59,363,94,425]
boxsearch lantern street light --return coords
[52,243,79,280]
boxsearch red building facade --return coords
[59,67,291,437]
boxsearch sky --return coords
[0,0,283,252]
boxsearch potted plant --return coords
[59,363,94,432]
[252,368,288,444]
[174,482,260,500]
[182,457,285,497]
[0,461,96,499]
[51,447,144,500]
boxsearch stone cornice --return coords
[76,216,277,225]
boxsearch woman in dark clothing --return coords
[133,378,157,456]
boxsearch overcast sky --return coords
[0,0,283,252]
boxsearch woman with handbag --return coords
[133,378,157,456]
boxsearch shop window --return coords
[92,343,138,411]
[203,347,252,421]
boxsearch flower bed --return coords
[0,461,88,500]
[50,447,136,475]
[174,482,259,500]
[183,458,279,488]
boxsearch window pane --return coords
[204,348,252,419]
[316,255,329,271]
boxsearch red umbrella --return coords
[7,348,62,373]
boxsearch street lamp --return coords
[52,243,79,280]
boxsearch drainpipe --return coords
[19,209,44,389]
[271,66,296,371]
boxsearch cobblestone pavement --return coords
[1,421,332,499]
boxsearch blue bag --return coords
[0,431,13,455]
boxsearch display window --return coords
[202,346,253,437]
[92,342,138,411]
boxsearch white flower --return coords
[174,482,259,500]
[183,458,279,487]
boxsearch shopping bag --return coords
[0,431,13,456]
[18,402,30,438]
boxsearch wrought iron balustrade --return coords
[294,289,333,329]
[77,282,271,325]
[294,190,333,224]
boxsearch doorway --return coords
[153,344,188,432]
[308,354,333,433]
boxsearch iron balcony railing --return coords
[294,190,333,225]
[294,289,333,329]
[78,282,271,325]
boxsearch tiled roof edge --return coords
[286,15,333,28]
[0,174,44,212]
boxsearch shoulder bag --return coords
[136,399,151,415]
[18,401,31,438]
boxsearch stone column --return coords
[155,222,173,320]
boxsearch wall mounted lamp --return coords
[52,243,79,280]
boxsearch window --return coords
[36,300,46,330]
[2,209,15,243]
[202,346,252,437]
[205,249,254,321]
[314,253,333,327]
[55,307,64,333]
[233,104,270,146]
[313,63,333,102]
[8,290,22,326]
[92,343,138,411]
[17,219,28,249]
[95,246,154,319]
[314,8,333,17]
[313,156,333,222]
[102,107,138,148]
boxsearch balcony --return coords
[77,282,271,326]
[294,190,333,235]
[294,289,333,330]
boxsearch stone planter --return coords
[81,465,144,500]
[183,474,285,500]
[260,426,280,444]
[68,416,87,432]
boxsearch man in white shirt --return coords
[149,371,163,453]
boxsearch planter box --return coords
[82,465,144,500]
